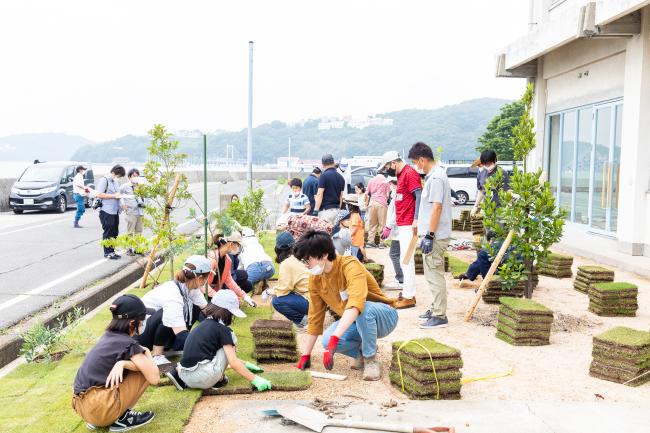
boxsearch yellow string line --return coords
[460,367,513,384]
[396,340,440,400]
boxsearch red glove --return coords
[296,354,311,370]
[381,226,391,240]
[323,336,340,370]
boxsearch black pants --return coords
[234,270,252,293]
[99,210,119,255]
[137,305,203,350]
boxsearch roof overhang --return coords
[496,0,647,78]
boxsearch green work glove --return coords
[251,375,272,391]
[244,361,264,373]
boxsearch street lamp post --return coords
[247,41,254,191]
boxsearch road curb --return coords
[0,257,162,369]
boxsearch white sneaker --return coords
[153,355,171,366]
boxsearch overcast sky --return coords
[0,1,528,142]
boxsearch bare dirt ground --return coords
[185,231,650,433]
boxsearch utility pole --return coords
[247,41,254,190]
[288,136,291,180]
[203,134,208,256]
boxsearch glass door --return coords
[589,103,622,233]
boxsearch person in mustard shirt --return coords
[293,230,398,381]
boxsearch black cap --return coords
[322,154,335,165]
[110,294,146,320]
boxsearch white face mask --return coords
[307,263,324,276]
[137,321,145,335]
[484,164,496,172]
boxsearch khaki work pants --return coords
[72,371,149,427]
[366,202,387,244]
[423,238,450,318]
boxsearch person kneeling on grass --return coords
[166,290,271,392]
[268,231,310,328]
[72,294,159,432]
[138,255,212,367]
[293,230,398,381]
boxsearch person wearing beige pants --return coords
[366,202,387,246]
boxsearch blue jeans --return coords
[73,193,85,222]
[322,301,398,358]
[246,261,275,285]
[272,292,309,325]
[350,246,360,259]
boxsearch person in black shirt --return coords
[72,294,160,432]
[165,289,272,392]
[302,167,321,215]
[314,154,345,225]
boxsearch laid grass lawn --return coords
[0,249,272,433]
[447,254,469,278]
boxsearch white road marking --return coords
[0,217,70,237]
[0,258,107,312]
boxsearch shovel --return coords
[276,405,455,433]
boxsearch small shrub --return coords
[20,323,63,363]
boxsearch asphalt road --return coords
[0,179,285,329]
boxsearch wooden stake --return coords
[139,174,182,289]
[464,229,514,321]
[401,230,419,266]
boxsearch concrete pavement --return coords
[0,179,285,329]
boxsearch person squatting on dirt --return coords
[294,230,398,381]
[137,255,212,367]
[72,294,159,432]
[165,290,271,392]
[269,231,310,328]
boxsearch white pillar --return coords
[528,59,547,175]
[617,7,650,256]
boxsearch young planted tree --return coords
[226,186,268,232]
[103,124,191,286]
[482,83,567,298]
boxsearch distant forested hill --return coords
[71,98,510,163]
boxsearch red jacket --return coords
[207,250,246,299]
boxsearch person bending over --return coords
[165,290,271,392]
[293,231,398,381]
[72,294,159,432]
[207,232,256,307]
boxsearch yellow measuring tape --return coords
[396,340,440,400]
[460,367,513,384]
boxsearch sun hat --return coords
[211,289,246,318]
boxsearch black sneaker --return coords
[165,368,187,391]
[112,252,122,259]
[418,309,433,320]
[210,375,229,390]
[419,316,449,329]
[109,409,155,432]
[366,242,378,249]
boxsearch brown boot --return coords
[351,356,364,370]
[362,356,381,381]
[393,292,416,309]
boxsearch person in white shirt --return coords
[137,255,211,366]
[240,227,275,290]
[72,165,88,228]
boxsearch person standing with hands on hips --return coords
[378,151,422,309]
[408,142,453,329]
[96,165,126,259]
[72,165,89,228]
[293,231,398,381]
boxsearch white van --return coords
[441,164,479,205]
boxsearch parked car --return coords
[9,161,94,214]
[442,164,479,205]
[347,166,376,193]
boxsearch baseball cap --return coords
[276,231,295,250]
[184,255,212,275]
[224,231,243,243]
[321,154,335,165]
[378,151,400,171]
[336,210,351,225]
[241,227,255,238]
[211,289,246,318]
[110,294,146,320]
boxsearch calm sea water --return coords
[0,161,117,179]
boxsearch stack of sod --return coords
[537,253,574,278]
[251,319,298,363]
[389,338,463,400]
[414,249,424,275]
[589,327,650,386]
[588,282,638,317]
[364,262,384,287]
[574,266,614,294]
[481,277,525,304]
[496,297,553,346]
[471,215,484,235]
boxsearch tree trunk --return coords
[524,259,534,298]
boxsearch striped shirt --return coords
[286,192,309,214]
